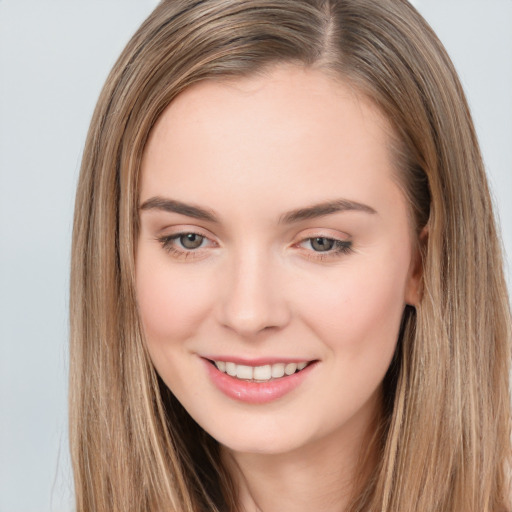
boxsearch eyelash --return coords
[156,233,353,260]
[157,232,212,259]
[298,238,353,261]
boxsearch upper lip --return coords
[201,355,315,366]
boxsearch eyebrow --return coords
[139,197,218,222]
[139,196,377,224]
[278,199,377,224]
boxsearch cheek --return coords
[135,251,213,344]
[298,253,410,359]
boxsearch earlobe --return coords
[405,226,428,307]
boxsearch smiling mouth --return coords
[208,359,313,382]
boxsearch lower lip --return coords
[203,359,317,404]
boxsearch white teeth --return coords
[225,362,237,376]
[284,363,297,375]
[271,363,285,378]
[213,360,309,381]
[253,365,272,381]
[236,364,253,380]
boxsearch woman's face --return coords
[136,66,421,455]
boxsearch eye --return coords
[298,236,353,258]
[157,231,214,258]
[310,237,336,252]
[178,233,205,250]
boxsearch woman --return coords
[69,1,512,511]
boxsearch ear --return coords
[404,226,428,307]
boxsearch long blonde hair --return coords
[70,1,512,510]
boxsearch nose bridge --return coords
[218,243,290,336]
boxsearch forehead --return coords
[140,65,401,219]
[146,65,392,153]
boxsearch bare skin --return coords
[136,65,422,512]
[222,397,381,512]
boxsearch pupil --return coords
[311,237,334,251]
[181,233,203,249]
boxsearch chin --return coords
[193,408,326,457]
[217,430,311,456]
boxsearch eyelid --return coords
[292,228,353,260]
[156,223,216,237]
[155,226,353,261]
[292,228,352,244]
[156,225,219,259]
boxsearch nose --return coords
[216,248,291,337]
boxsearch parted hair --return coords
[70,1,512,510]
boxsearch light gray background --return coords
[0,1,511,511]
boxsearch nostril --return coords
[216,265,291,336]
